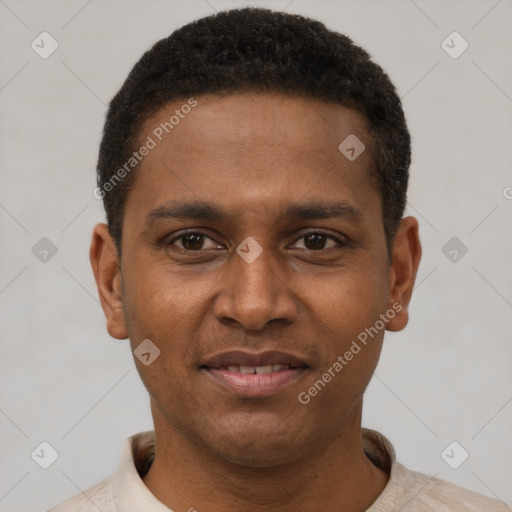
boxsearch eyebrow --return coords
[145,199,362,227]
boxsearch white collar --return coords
[109,428,398,511]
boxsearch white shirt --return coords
[49,428,510,511]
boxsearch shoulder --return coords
[394,462,511,511]
[48,476,116,512]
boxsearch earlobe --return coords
[386,216,422,332]
[90,223,128,340]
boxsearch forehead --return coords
[141,92,370,157]
[127,93,377,223]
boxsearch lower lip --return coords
[203,368,307,397]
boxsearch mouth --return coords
[200,350,309,397]
[209,363,295,374]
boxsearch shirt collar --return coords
[111,428,397,511]
[112,430,170,511]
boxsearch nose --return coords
[212,245,298,331]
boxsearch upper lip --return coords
[200,350,309,369]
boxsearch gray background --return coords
[0,0,511,510]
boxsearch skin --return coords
[90,92,421,512]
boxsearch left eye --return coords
[293,233,343,250]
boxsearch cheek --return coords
[121,258,214,364]
[305,261,390,340]
[299,272,388,409]
[123,258,191,319]
[315,264,389,384]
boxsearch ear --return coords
[386,216,422,332]
[89,223,128,339]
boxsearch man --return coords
[51,7,509,512]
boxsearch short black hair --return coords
[97,7,410,255]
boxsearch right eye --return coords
[167,232,223,251]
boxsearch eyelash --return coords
[166,231,347,251]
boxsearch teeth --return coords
[255,365,273,374]
[224,364,290,373]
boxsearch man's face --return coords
[114,93,396,466]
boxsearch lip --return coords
[200,350,310,397]
[201,349,309,369]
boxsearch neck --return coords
[142,402,389,512]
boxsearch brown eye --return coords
[304,233,328,250]
[169,232,221,251]
[180,233,205,250]
[293,232,342,251]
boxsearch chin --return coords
[199,412,310,468]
